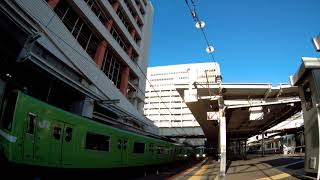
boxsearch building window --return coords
[142,0,147,6]
[54,0,100,59]
[102,49,122,88]
[124,0,144,30]
[85,132,110,151]
[116,8,141,45]
[85,0,108,23]
[85,0,139,62]
[135,0,145,16]
[133,142,145,153]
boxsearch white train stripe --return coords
[0,129,17,143]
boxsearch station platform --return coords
[135,154,316,180]
[168,154,315,180]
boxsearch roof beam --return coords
[227,99,300,109]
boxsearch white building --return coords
[144,62,221,145]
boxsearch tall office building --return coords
[0,0,157,133]
[144,62,221,145]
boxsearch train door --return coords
[23,113,37,161]
[61,123,75,166]
[49,121,64,166]
[49,121,75,166]
[117,137,128,167]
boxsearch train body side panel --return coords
[1,92,193,169]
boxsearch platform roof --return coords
[293,57,320,85]
[176,83,301,147]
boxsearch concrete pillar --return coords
[104,1,119,33]
[135,15,139,23]
[137,3,141,11]
[293,58,320,177]
[218,95,226,179]
[105,20,114,31]
[131,29,136,39]
[238,141,241,156]
[127,46,133,59]
[94,40,107,68]
[112,1,120,12]
[262,132,265,157]
[120,66,130,96]
[244,140,247,160]
[47,0,60,9]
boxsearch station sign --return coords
[207,111,218,121]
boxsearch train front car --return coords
[0,91,19,166]
[195,146,206,159]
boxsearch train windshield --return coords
[0,92,18,131]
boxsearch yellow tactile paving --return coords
[256,172,291,180]
[188,160,210,180]
[169,158,208,180]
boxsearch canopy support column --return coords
[218,95,226,179]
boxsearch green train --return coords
[0,91,193,170]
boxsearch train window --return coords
[0,92,17,131]
[117,139,122,149]
[123,139,128,150]
[65,127,72,142]
[149,143,154,152]
[157,146,164,154]
[53,126,62,140]
[288,138,292,146]
[26,113,36,134]
[85,133,110,151]
[303,82,313,111]
[133,142,145,153]
[267,143,271,149]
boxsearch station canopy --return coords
[176,83,301,147]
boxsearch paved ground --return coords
[134,154,317,180]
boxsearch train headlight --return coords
[196,154,200,157]
[202,154,206,157]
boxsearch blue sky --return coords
[148,0,320,85]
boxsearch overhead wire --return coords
[184,0,221,101]
[184,0,215,62]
